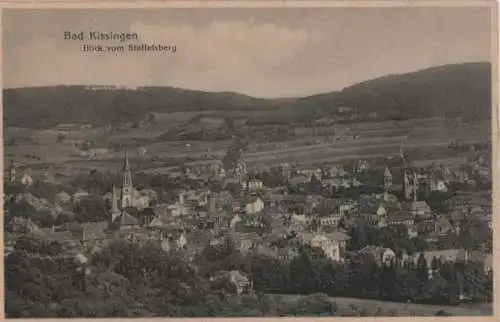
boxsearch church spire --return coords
[384,165,392,187]
[123,150,131,172]
[383,165,392,201]
[111,185,121,222]
[111,185,119,213]
[120,151,133,208]
[413,171,418,202]
[400,140,409,168]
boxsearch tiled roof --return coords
[48,231,77,243]
[117,212,140,226]
[82,228,108,241]
[402,201,430,212]
[82,221,108,231]
[388,211,414,221]
[325,231,350,241]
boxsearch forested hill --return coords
[2,86,290,129]
[293,62,492,121]
[3,62,491,129]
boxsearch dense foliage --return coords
[5,236,492,318]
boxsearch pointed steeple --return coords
[111,185,121,223]
[384,165,392,187]
[404,170,411,200]
[120,151,133,208]
[123,150,131,172]
[111,185,119,213]
[413,171,419,202]
[400,140,408,168]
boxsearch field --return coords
[271,294,493,316]
[4,115,490,176]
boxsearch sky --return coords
[2,7,492,98]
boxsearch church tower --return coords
[404,170,419,201]
[120,152,134,208]
[384,165,392,188]
[412,171,419,202]
[111,184,121,222]
[383,165,392,201]
[404,171,412,200]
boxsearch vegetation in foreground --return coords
[5,233,492,318]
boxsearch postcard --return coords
[1,0,497,319]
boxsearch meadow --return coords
[4,115,490,176]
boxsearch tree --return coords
[415,253,428,284]
[222,147,242,171]
[57,133,66,144]
[73,195,109,222]
[147,113,156,124]
[379,263,396,299]
[435,310,452,316]
[424,275,455,305]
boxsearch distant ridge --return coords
[3,62,491,128]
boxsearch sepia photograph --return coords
[2,2,497,318]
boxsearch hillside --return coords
[299,62,491,121]
[3,86,288,129]
[3,62,491,129]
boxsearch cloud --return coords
[131,21,323,67]
[4,9,490,98]
[126,21,325,93]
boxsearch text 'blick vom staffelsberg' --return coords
[63,31,177,54]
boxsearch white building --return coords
[245,197,265,214]
[246,179,264,191]
[21,173,34,186]
[301,231,350,262]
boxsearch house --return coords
[429,174,449,192]
[21,173,34,186]
[434,216,455,237]
[246,179,264,191]
[210,270,253,295]
[245,197,264,215]
[328,164,347,178]
[484,254,493,274]
[72,189,90,203]
[295,166,322,180]
[444,192,490,212]
[403,201,431,217]
[300,231,350,262]
[230,214,243,228]
[411,249,468,269]
[136,207,156,226]
[387,211,415,227]
[37,230,80,248]
[357,246,396,266]
[111,211,140,232]
[322,178,343,192]
[156,230,189,252]
[55,191,72,204]
[289,175,310,186]
[319,214,343,227]
[231,232,260,254]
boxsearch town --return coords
[4,131,493,316]
[3,6,494,317]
